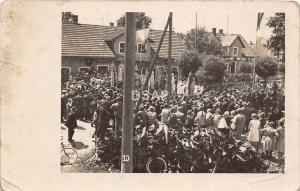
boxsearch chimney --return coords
[110,22,114,27]
[212,28,217,36]
[72,15,78,24]
[219,29,223,35]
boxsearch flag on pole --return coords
[256,13,264,31]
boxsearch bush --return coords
[255,57,277,87]
[240,62,253,74]
[202,55,226,83]
[177,49,203,78]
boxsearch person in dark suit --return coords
[61,94,67,122]
[94,100,113,141]
[65,107,78,142]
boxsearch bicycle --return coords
[61,137,78,165]
[133,136,168,173]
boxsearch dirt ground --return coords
[61,120,108,173]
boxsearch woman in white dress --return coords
[276,118,285,160]
[248,113,261,151]
[260,122,278,159]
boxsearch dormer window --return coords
[233,47,238,56]
[119,42,125,53]
[137,43,146,53]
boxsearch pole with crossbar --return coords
[167,12,172,104]
[135,16,170,110]
[252,31,258,91]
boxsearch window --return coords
[137,43,146,53]
[119,42,125,53]
[233,47,238,56]
[61,67,71,82]
[61,67,71,76]
[97,65,109,75]
[78,67,90,73]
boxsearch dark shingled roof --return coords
[149,29,186,59]
[62,23,185,58]
[62,23,123,57]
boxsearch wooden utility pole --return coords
[167,12,172,103]
[227,14,229,34]
[195,12,197,49]
[252,33,258,91]
[121,12,136,173]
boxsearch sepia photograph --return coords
[60,10,285,173]
[2,0,300,190]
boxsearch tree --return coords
[116,12,152,30]
[255,57,277,87]
[202,55,226,83]
[240,62,253,74]
[62,12,78,24]
[177,49,203,95]
[266,13,285,62]
[184,27,222,55]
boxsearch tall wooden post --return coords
[195,12,197,49]
[167,12,172,103]
[121,12,136,173]
[252,32,258,91]
[135,17,170,110]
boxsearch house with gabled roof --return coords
[61,13,185,84]
[61,12,255,85]
[213,28,255,74]
[62,21,124,77]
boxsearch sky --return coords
[66,2,278,44]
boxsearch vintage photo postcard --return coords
[0,0,299,191]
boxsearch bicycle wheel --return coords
[146,157,167,173]
[61,148,78,165]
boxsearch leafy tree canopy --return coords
[266,13,285,60]
[202,55,226,83]
[177,49,204,78]
[184,27,222,55]
[116,12,152,30]
[255,57,277,81]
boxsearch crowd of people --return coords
[62,69,285,171]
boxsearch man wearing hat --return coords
[135,105,149,127]
[65,107,78,142]
[231,108,246,139]
[195,106,206,128]
[65,98,73,120]
[94,100,113,140]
